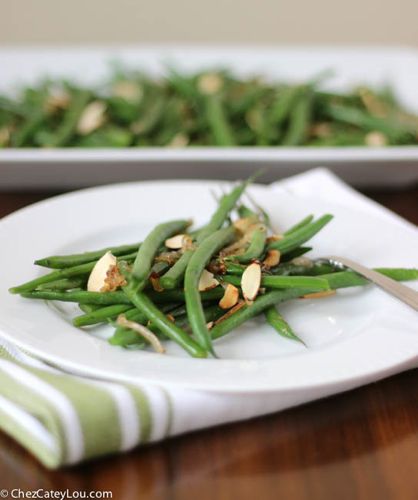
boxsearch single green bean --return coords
[185,226,236,354]
[280,246,312,262]
[35,242,142,268]
[268,215,333,254]
[282,90,312,146]
[235,226,267,263]
[223,274,330,290]
[284,215,314,236]
[72,304,132,327]
[20,290,131,305]
[36,277,86,291]
[265,306,305,345]
[132,219,190,283]
[323,268,418,290]
[204,95,236,146]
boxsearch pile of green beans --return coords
[1,68,417,148]
[9,177,418,358]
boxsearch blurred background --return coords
[1,0,418,46]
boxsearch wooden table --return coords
[0,187,417,500]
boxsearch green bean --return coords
[132,219,190,283]
[265,306,305,345]
[280,246,312,262]
[212,288,312,340]
[284,215,314,236]
[205,95,235,146]
[237,204,257,218]
[123,285,207,358]
[268,214,333,254]
[72,304,132,327]
[282,89,312,146]
[325,104,415,142]
[36,277,86,291]
[234,225,267,263]
[223,274,330,290]
[78,303,100,314]
[160,179,250,289]
[35,242,142,268]
[49,89,91,147]
[269,85,302,127]
[9,261,98,294]
[185,226,237,354]
[323,268,418,290]
[20,290,131,305]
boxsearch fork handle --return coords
[329,256,418,311]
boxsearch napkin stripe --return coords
[82,380,140,452]
[0,359,84,463]
[0,405,59,468]
[0,394,56,452]
[0,366,69,465]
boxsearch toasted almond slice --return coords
[150,273,164,292]
[301,290,336,299]
[197,73,223,94]
[233,216,258,234]
[266,234,283,244]
[165,234,187,249]
[169,133,189,148]
[241,262,261,303]
[112,81,143,102]
[214,300,246,325]
[219,284,239,310]
[198,269,219,292]
[166,314,175,323]
[87,251,117,292]
[365,131,387,147]
[291,256,313,267]
[77,101,106,135]
[263,249,281,268]
[206,321,214,330]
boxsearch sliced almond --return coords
[241,262,261,303]
[219,284,239,310]
[197,73,223,95]
[198,269,219,292]
[214,300,246,325]
[233,216,258,234]
[292,256,313,267]
[87,251,117,292]
[45,91,70,112]
[206,321,214,330]
[112,81,143,102]
[365,131,387,147]
[263,249,281,268]
[165,234,187,249]
[266,234,283,244]
[169,133,189,148]
[150,273,164,292]
[77,101,106,135]
[166,314,175,323]
[301,290,336,299]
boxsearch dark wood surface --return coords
[0,186,417,500]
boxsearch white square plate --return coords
[0,179,417,393]
[1,45,418,189]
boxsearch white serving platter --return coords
[0,180,417,393]
[1,45,418,189]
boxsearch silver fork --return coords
[324,256,418,311]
